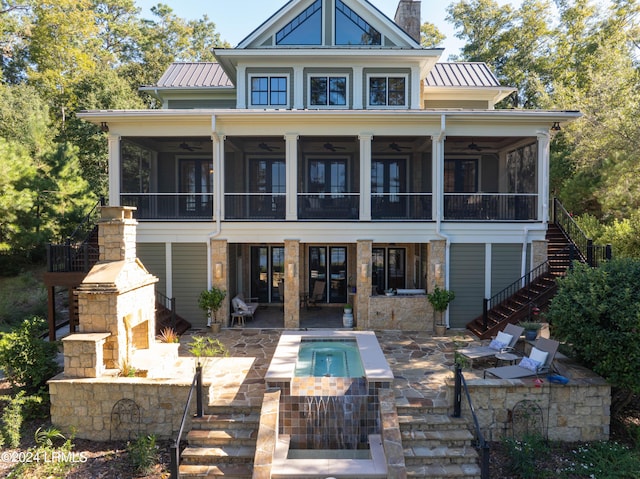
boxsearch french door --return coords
[308,246,347,303]
[250,246,285,303]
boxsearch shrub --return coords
[561,441,640,478]
[187,335,228,360]
[0,316,60,393]
[127,434,158,475]
[502,433,549,479]
[547,258,640,414]
[157,327,179,343]
[0,392,46,447]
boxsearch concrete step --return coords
[400,428,474,448]
[179,463,253,478]
[403,445,479,465]
[406,462,482,479]
[187,428,257,447]
[180,445,256,466]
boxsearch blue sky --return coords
[134,0,523,56]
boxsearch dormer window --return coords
[367,75,407,108]
[250,75,289,108]
[309,75,348,108]
[335,0,381,45]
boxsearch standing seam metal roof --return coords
[156,62,233,88]
[425,62,501,88]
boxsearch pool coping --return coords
[265,330,394,383]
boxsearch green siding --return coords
[167,99,236,109]
[137,243,166,294]
[449,244,485,328]
[491,244,523,296]
[172,243,208,327]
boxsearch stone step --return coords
[191,413,260,430]
[180,445,256,466]
[401,429,474,448]
[403,445,479,465]
[395,404,450,416]
[179,463,253,479]
[187,428,257,447]
[406,462,482,479]
[397,413,471,431]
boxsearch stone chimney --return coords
[394,0,421,44]
[98,206,137,262]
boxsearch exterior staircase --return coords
[179,405,259,479]
[466,223,573,339]
[398,404,481,479]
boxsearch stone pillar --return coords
[532,239,548,269]
[98,206,138,262]
[356,240,373,330]
[211,239,229,326]
[284,239,300,329]
[62,333,111,378]
[427,239,447,328]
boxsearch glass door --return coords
[250,246,284,303]
[308,246,347,303]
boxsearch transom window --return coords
[250,76,288,107]
[368,76,407,107]
[336,0,381,45]
[309,76,348,107]
[276,0,322,45]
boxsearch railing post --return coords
[169,443,179,479]
[482,299,488,331]
[587,239,594,266]
[453,364,462,418]
[196,365,203,418]
[481,441,490,479]
[171,297,176,330]
[606,244,612,261]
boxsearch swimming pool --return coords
[294,339,365,378]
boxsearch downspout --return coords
[207,116,223,298]
[434,114,452,328]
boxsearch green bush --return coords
[560,441,640,478]
[0,316,60,393]
[502,433,549,479]
[127,434,158,475]
[0,392,46,447]
[547,258,640,414]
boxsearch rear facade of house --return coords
[79,0,579,330]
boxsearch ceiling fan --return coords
[179,141,202,152]
[467,139,483,151]
[259,142,280,152]
[388,142,411,152]
[324,142,346,152]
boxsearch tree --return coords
[420,21,445,48]
[547,258,640,415]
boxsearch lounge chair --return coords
[457,323,524,367]
[484,337,560,379]
[307,280,326,308]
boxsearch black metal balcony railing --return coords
[47,243,100,273]
[444,194,537,221]
[224,193,286,220]
[121,194,213,220]
[298,193,359,220]
[371,193,432,220]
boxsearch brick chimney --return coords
[394,0,421,44]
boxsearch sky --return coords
[134,0,524,56]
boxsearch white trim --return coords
[365,73,409,109]
[247,73,291,109]
[306,74,350,109]
[285,133,299,220]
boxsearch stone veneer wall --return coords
[49,375,205,441]
[452,378,611,442]
[367,295,431,331]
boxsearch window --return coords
[309,159,347,194]
[368,76,407,107]
[276,0,322,45]
[309,76,347,107]
[335,0,381,45]
[372,247,406,294]
[180,159,213,216]
[250,76,288,107]
[120,140,151,193]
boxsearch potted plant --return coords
[428,286,455,336]
[198,287,227,333]
[519,321,542,341]
[343,304,354,328]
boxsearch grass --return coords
[0,268,48,327]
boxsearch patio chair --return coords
[307,280,326,309]
[457,323,524,367]
[484,337,560,379]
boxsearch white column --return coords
[537,131,550,222]
[359,134,373,221]
[353,66,363,109]
[212,133,222,220]
[410,66,421,109]
[285,133,299,220]
[293,66,304,110]
[432,133,445,221]
[108,134,121,206]
[237,65,246,109]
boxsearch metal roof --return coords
[155,62,233,88]
[426,62,501,88]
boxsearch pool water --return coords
[294,339,365,378]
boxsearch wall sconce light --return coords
[551,122,561,131]
[215,262,223,279]
[287,262,295,279]
[435,263,442,281]
[100,122,109,133]
[360,263,369,280]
